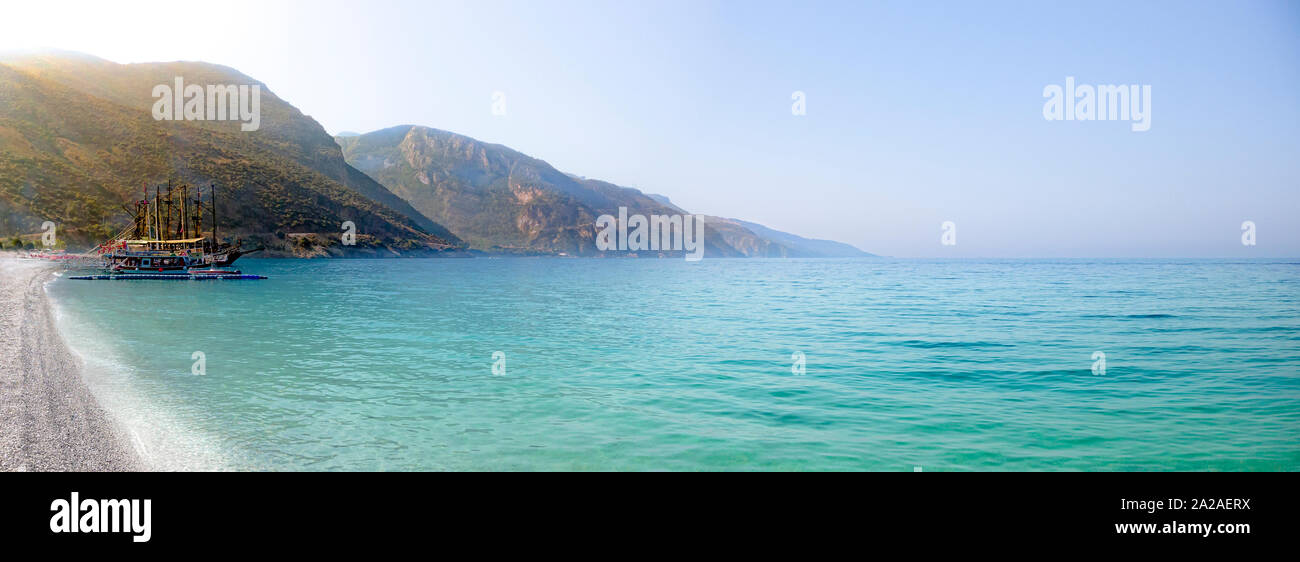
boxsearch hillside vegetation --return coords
[0,52,460,254]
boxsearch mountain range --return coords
[337,125,873,257]
[0,50,872,258]
[0,51,457,255]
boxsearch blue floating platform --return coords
[69,274,267,280]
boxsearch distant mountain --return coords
[645,193,674,206]
[339,125,741,255]
[0,51,460,254]
[337,125,874,257]
[732,219,874,257]
[637,193,870,257]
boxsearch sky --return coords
[2,0,1298,257]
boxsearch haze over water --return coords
[48,258,1300,470]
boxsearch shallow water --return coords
[47,258,1300,471]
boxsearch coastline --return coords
[0,256,140,471]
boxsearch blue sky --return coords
[4,0,1298,256]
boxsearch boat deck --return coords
[69,274,267,280]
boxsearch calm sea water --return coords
[47,258,1300,471]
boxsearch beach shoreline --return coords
[0,256,140,471]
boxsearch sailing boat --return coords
[78,182,265,280]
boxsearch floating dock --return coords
[68,274,267,280]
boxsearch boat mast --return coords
[180,184,188,239]
[165,180,173,241]
[154,186,162,243]
[137,184,146,240]
[132,199,144,240]
[137,185,146,240]
[210,182,218,246]
[193,187,203,242]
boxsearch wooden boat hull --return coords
[69,274,267,280]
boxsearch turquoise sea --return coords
[46,258,1300,471]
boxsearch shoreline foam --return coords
[0,256,141,471]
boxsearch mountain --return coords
[731,219,874,257]
[337,125,871,257]
[645,193,675,206]
[339,125,738,255]
[0,50,460,254]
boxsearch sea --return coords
[45,258,1300,471]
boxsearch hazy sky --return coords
[3,0,1298,257]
